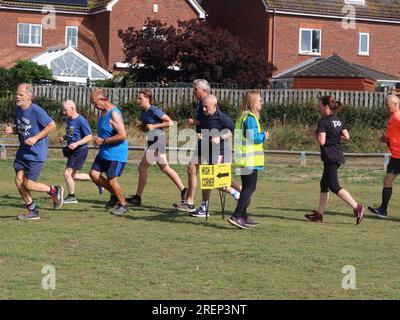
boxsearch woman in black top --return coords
[305,96,364,224]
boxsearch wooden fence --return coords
[2,86,386,108]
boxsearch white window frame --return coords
[299,28,321,55]
[142,26,166,41]
[65,26,78,48]
[17,23,42,47]
[358,32,370,56]
[345,0,365,5]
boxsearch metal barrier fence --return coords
[0,141,391,169]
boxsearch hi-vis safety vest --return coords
[234,112,265,168]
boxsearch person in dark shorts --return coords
[3,83,63,220]
[126,89,187,206]
[60,100,103,204]
[175,79,241,213]
[305,95,364,224]
[89,89,129,216]
[177,94,235,217]
[368,94,400,218]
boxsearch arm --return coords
[4,123,17,135]
[341,129,350,141]
[134,120,148,132]
[68,134,93,150]
[146,114,174,131]
[59,134,67,143]
[244,116,266,144]
[317,132,326,146]
[213,116,234,143]
[94,111,126,146]
[25,121,56,146]
[187,118,199,126]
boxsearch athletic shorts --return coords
[146,134,166,154]
[66,146,89,170]
[196,142,226,164]
[387,157,400,174]
[90,155,125,179]
[14,159,46,181]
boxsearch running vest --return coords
[98,107,128,162]
[234,112,264,167]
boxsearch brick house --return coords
[202,0,400,87]
[0,0,205,83]
[273,54,400,91]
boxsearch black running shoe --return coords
[126,194,141,206]
[105,195,119,209]
[367,206,388,219]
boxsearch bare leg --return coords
[15,170,32,205]
[187,162,199,203]
[337,189,358,210]
[23,179,52,194]
[90,170,114,194]
[230,179,242,192]
[73,172,92,181]
[64,167,76,195]
[317,192,329,213]
[108,177,126,206]
[157,153,185,191]
[136,153,151,196]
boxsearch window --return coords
[299,29,321,55]
[17,23,42,46]
[51,52,88,77]
[345,0,365,5]
[66,26,78,48]
[143,26,166,41]
[358,32,369,55]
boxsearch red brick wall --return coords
[273,15,400,77]
[202,2,400,78]
[0,9,104,68]
[108,0,200,70]
[202,0,269,58]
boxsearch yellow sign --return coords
[199,163,231,189]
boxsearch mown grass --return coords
[1,159,400,300]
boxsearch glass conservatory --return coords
[32,46,112,84]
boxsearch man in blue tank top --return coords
[3,83,64,220]
[89,89,129,216]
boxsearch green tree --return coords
[9,60,53,86]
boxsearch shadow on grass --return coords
[259,206,400,223]
[119,204,233,230]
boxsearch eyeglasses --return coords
[92,98,108,105]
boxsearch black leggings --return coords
[233,169,258,218]
[320,161,342,194]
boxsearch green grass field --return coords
[1,158,400,300]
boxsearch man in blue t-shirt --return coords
[3,83,64,220]
[60,100,102,204]
[175,80,241,213]
[89,89,129,216]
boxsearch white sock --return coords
[230,189,240,200]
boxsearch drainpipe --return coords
[272,8,276,67]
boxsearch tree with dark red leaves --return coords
[118,19,276,88]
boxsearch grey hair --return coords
[193,79,211,93]
[18,83,34,98]
[386,94,400,105]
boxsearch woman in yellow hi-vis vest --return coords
[228,91,269,229]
